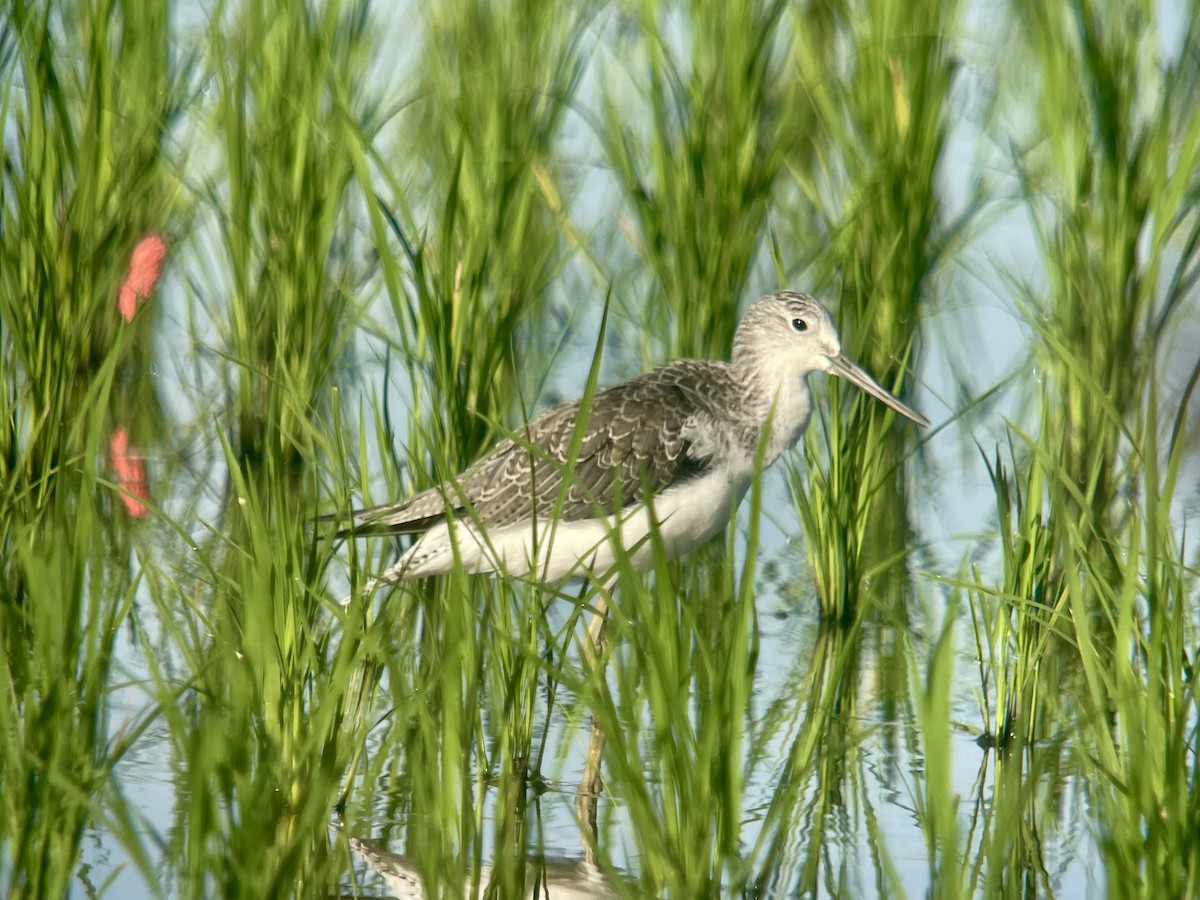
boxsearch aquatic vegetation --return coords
[0,0,1196,897]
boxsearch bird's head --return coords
[733,291,931,427]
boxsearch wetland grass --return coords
[372,0,586,473]
[1,2,180,894]
[782,0,963,620]
[139,3,395,894]
[599,0,794,362]
[965,1,1200,894]
[343,6,591,892]
[567,439,766,896]
[145,442,379,897]
[203,0,376,473]
[1,0,1198,897]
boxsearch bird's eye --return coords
[790,317,808,333]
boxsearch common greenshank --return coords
[331,291,929,592]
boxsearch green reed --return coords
[336,5,593,892]
[1008,0,1198,754]
[123,3,396,895]
[1011,0,1200,532]
[967,374,1199,896]
[968,435,1072,750]
[784,0,962,620]
[1065,374,1199,898]
[204,0,376,471]
[966,388,1198,894]
[786,382,924,624]
[139,429,382,897]
[3,0,1199,896]
[0,391,159,899]
[343,302,615,898]
[0,1,180,894]
[584,20,800,862]
[0,0,181,536]
[574,487,760,896]
[368,0,586,476]
[965,0,1200,893]
[599,0,794,362]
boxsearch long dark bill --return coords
[826,353,931,427]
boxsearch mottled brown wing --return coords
[337,365,719,537]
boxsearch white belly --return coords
[390,469,752,583]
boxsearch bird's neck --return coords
[732,362,814,467]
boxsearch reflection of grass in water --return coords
[2,0,1200,897]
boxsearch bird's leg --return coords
[582,592,608,666]
[575,575,614,867]
[580,591,608,796]
[574,720,605,869]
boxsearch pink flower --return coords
[109,427,151,517]
[118,234,167,323]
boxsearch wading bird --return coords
[325,291,930,595]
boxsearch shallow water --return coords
[7,1,1199,896]
[83,468,1109,898]
[64,266,1197,896]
